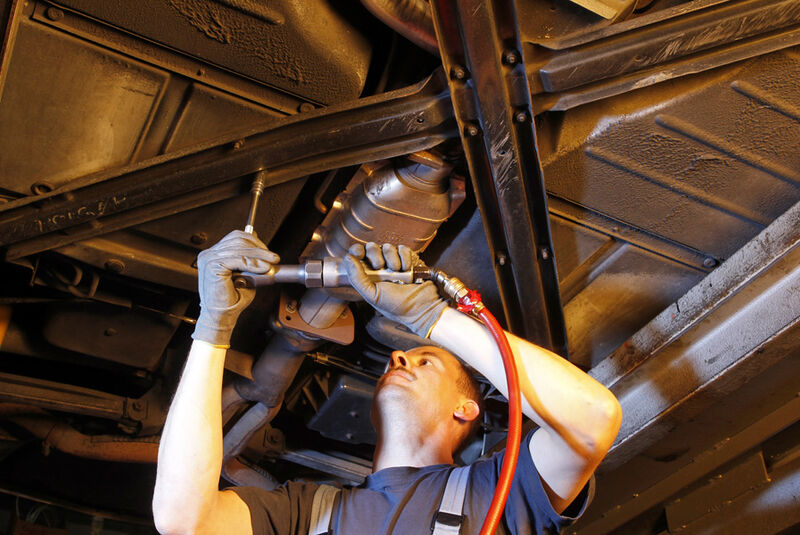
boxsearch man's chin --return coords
[374,383,412,410]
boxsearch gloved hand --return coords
[192,230,280,347]
[344,242,447,338]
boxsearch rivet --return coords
[104,259,125,273]
[345,432,354,440]
[232,139,245,150]
[31,182,53,195]
[541,248,550,260]
[286,300,297,313]
[497,253,507,266]
[45,7,64,21]
[703,257,717,268]
[190,232,208,245]
[298,102,315,113]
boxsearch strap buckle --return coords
[431,511,464,531]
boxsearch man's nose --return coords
[390,350,408,368]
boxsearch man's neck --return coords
[372,424,454,472]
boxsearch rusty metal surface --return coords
[573,386,800,534]
[50,0,372,104]
[41,301,184,369]
[527,0,800,111]
[0,371,127,421]
[591,197,800,467]
[31,2,306,115]
[0,19,169,193]
[0,72,456,256]
[0,0,23,104]
[162,83,283,153]
[539,0,800,92]
[541,47,800,262]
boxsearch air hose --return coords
[431,270,523,535]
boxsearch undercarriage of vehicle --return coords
[0,1,799,533]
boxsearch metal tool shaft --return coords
[233,258,429,289]
[244,171,268,234]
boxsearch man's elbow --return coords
[152,492,202,535]
[587,393,622,462]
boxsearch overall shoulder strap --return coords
[431,465,472,535]
[309,484,341,535]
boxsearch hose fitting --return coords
[428,268,484,316]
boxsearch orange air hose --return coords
[455,289,522,535]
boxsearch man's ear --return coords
[453,399,480,423]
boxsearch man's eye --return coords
[420,359,430,366]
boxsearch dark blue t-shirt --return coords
[232,430,591,534]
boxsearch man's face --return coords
[371,345,468,430]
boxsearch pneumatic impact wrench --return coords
[233,171,431,290]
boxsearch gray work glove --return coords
[192,230,280,347]
[344,242,447,338]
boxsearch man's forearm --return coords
[429,307,621,458]
[153,340,228,534]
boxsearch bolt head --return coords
[497,253,507,266]
[703,257,717,268]
[503,50,519,64]
[190,232,208,245]
[298,102,315,113]
[451,66,466,80]
[541,248,550,260]
[465,125,479,137]
[46,7,64,21]
[515,111,528,123]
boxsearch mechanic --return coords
[152,231,622,535]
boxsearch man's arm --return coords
[430,307,621,513]
[152,231,278,535]
[153,341,253,535]
[344,242,621,514]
